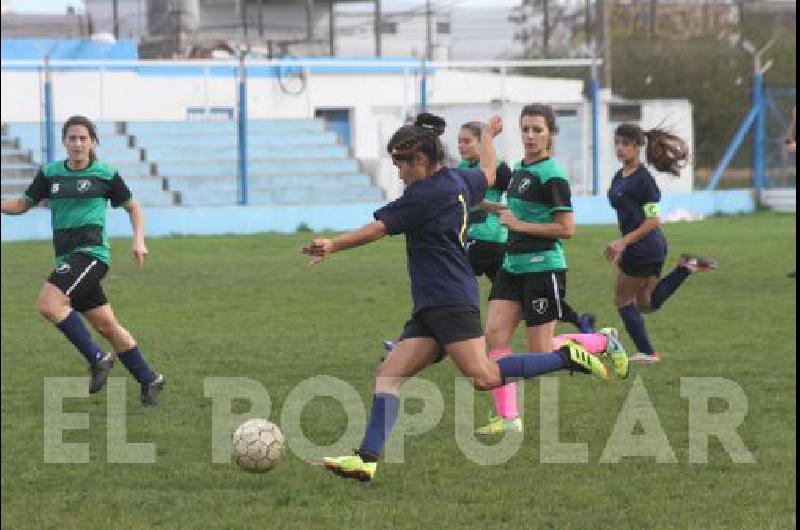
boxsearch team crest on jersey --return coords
[56,263,71,274]
[51,183,60,194]
[531,297,548,315]
[518,177,531,193]
[77,179,92,193]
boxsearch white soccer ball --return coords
[232,419,286,472]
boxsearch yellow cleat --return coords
[600,328,629,379]
[322,454,377,482]
[559,340,610,380]
[475,413,523,435]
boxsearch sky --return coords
[5,0,520,15]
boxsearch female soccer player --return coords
[0,115,165,406]
[303,113,611,482]
[606,123,718,363]
[457,120,595,335]
[475,104,623,436]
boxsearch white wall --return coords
[1,65,694,196]
[599,97,694,194]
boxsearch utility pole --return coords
[112,0,119,39]
[596,0,612,89]
[258,0,264,37]
[649,0,656,39]
[374,0,382,56]
[329,0,335,56]
[175,0,182,57]
[241,0,248,43]
[543,0,550,56]
[584,0,592,47]
[425,0,432,60]
[306,0,314,42]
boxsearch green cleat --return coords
[559,340,610,380]
[322,454,377,482]
[600,328,629,379]
[475,413,523,435]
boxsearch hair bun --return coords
[414,112,446,136]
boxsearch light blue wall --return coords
[1,190,755,242]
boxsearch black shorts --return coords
[47,252,109,312]
[397,305,484,362]
[619,258,664,278]
[467,240,504,282]
[489,269,567,326]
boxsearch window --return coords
[609,103,642,122]
[437,21,451,34]
[380,21,397,34]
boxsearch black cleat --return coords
[89,354,114,394]
[140,373,166,407]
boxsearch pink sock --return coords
[553,333,607,354]
[489,348,517,419]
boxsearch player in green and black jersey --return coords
[1,115,165,406]
[457,120,594,333]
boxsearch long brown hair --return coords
[615,123,688,177]
[62,115,99,161]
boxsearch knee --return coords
[484,325,510,350]
[92,318,120,338]
[37,293,65,323]
[373,366,403,394]
[471,371,501,391]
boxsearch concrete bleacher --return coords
[2,119,383,207]
[1,122,175,205]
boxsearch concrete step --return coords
[177,185,383,206]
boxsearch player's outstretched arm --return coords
[123,199,148,265]
[302,220,387,265]
[1,197,33,215]
[480,115,503,187]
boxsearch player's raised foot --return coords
[559,341,610,380]
[322,454,377,482]
[678,254,719,273]
[578,312,596,333]
[599,328,629,379]
[475,413,523,435]
[629,352,661,363]
[89,353,114,394]
[140,372,166,407]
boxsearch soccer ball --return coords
[232,419,286,472]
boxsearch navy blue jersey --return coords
[374,167,488,314]
[608,165,667,263]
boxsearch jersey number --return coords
[458,193,468,247]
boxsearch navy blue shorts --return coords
[397,305,483,363]
[619,257,664,278]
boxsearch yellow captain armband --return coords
[643,203,661,218]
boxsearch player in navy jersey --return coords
[0,115,165,405]
[606,123,718,363]
[303,113,611,482]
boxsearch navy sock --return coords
[498,352,568,385]
[618,303,654,354]
[56,310,105,365]
[117,345,156,386]
[650,266,691,310]
[358,393,400,462]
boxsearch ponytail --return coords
[615,123,688,177]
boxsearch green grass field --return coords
[1,212,796,529]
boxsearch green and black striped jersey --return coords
[503,157,573,274]
[23,160,132,265]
